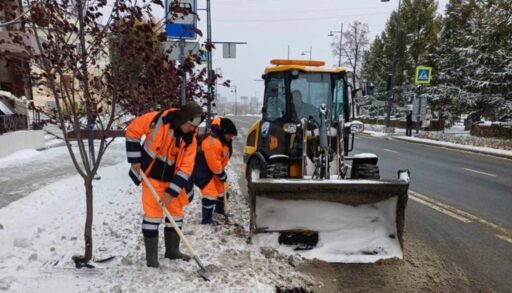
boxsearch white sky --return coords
[152,0,449,103]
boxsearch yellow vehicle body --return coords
[244,59,410,263]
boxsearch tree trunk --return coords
[83,178,94,262]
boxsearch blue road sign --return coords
[165,0,197,40]
[415,66,432,84]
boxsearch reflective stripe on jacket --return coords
[125,108,197,197]
[192,117,230,188]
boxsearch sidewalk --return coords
[390,135,512,159]
[362,125,512,159]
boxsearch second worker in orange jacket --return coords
[192,117,238,225]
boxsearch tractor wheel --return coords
[356,163,380,179]
[247,158,264,192]
[247,158,263,244]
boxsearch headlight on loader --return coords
[283,123,297,133]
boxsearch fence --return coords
[470,124,512,139]
[360,118,444,131]
[0,114,28,134]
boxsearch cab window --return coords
[333,78,344,121]
[263,75,286,121]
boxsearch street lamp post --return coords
[231,85,238,116]
[300,46,312,61]
[382,0,402,131]
[328,23,343,67]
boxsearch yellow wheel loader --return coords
[243,59,410,263]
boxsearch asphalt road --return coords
[354,134,512,292]
[0,141,126,209]
[229,115,512,292]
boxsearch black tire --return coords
[247,158,262,244]
[356,163,380,179]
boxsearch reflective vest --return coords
[125,109,197,197]
[192,117,230,188]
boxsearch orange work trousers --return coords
[142,176,190,218]
[200,177,227,199]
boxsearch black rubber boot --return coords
[143,236,160,268]
[164,229,191,261]
[214,196,225,215]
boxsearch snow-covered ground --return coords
[362,123,512,157]
[0,139,317,292]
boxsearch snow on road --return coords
[0,142,317,292]
[0,140,126,208]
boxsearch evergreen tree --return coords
[361,34,388,93]
[434,0,511,120]
[463,0,512,120]
[401,0,441,81]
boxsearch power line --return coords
[215,11,395,23]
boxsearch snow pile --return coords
[395,136,512,158]
[0,162,317,292]
[418,132,512,150]
[254,197,402,263]
[363,124,395,137]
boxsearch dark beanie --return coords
[220,118,237,136]
[172,101,203,127]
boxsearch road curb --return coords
[390,136,512,159]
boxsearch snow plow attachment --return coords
[248,175,410,263]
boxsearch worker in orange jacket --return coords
[126,101,203,268]
[192,117,238,224]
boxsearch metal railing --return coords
[0,114,28,134]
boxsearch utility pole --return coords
[198,1,245,125]
[232,85,238,116]
[383,0,402,132]
[206,0,213,126]
[179,38,186,106]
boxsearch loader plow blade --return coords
[249,178,409,263]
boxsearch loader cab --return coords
[243,59,351,179]
[261,66,348,126]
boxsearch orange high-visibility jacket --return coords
[192,117,230,188]
[125,108,197,197]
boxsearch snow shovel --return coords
[222,185,241,227]
[140,172,214,281]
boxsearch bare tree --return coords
[331,20,370,89]
[4,0,208,266]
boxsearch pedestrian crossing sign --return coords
[415,66,432,84]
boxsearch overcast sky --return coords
[167,0,450,103]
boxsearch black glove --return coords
[128,168,141,186]
[217,170,227,182]
[182,132,194,146]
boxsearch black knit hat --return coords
[220,118,237,136]
[173,101,203,127]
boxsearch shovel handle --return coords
[139,172,198,258]
[223,191,228,213]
